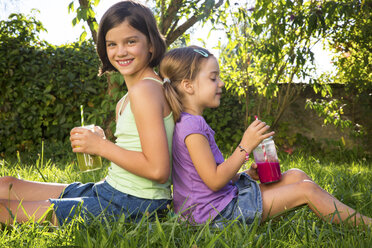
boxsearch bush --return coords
[204,87,245,155]
[0,13,108,159]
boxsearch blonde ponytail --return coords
[163,82,182,122]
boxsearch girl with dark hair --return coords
[0,0,173,225]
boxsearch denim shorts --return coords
[49,180,171,225]
[212,173,263,228]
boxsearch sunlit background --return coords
[0,0,334,75]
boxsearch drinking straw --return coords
[80,104,90,170]
[262,143,268,162]
[255,115,268,162]
[80,105,84,126]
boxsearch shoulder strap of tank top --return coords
[142,77,164,85]
[118,93,128,115]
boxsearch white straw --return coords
[80,105,84,126]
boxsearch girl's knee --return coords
[0,176,19,188]
[284,168,311,182]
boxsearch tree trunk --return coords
[78,0,98,44]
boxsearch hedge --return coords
[0,14,110,159]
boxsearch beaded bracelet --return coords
[238,145,249,162]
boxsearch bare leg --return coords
[0,199,57,225]
[260,168,312,191]
[260,179,372,226]
[0,176,68,201]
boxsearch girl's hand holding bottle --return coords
[241,119,275,153]
[244,163,259,180]
[233,163,259,183]
[70,125,106,156]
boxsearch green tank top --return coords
[106,77,174,199]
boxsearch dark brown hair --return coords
[159,46,213,121]
[97,0,166,75]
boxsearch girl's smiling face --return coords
[192,56,224,113]
[105,20,152,80]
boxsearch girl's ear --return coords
[180,79,194,94]
[149,43,153,54]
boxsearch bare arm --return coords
[70,81,171,183]
[187,120,274,191]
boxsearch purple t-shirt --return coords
[172,112,238,224]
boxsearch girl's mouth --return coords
[117,59,133,66]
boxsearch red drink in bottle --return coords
[253,137,281,184]
[256,162,281,183]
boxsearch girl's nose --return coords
[218,79,225,88]
[117,45,128,56]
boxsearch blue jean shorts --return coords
[212,173,263,228]
[49,180,171,225]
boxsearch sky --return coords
[0,0,218,46]
[0,0,122,44]
[0,0,333,75]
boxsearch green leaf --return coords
[68,1,74,13]
[72,17,78,26]
[308,13,317,35]
[79,31,87,41]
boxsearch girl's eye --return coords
[128,40,136,45]
[211,78,217,81]
[107,43,116,47]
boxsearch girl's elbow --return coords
[153,174,169,184]
[152,168,170,184]
[157,176,169,184]
[207,183,223,192]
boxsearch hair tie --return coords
[163,78,171,84]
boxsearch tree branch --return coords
[165,0,224,46]
[160,0,183,35]
[78,0,98,44]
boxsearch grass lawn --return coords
[0,152,371,247]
